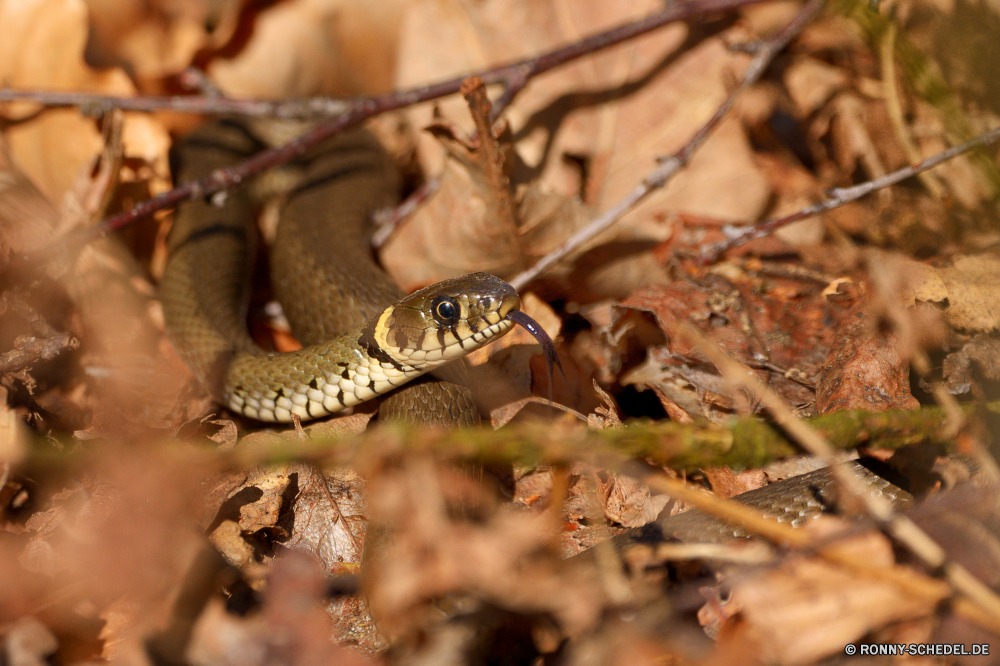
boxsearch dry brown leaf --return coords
[186,556,378,666]
[382,124,524,288]
[612,265,840,419]
[599,473,669,528]
[822,93,888,183]
[942,335,1000,395]
[752,153,825,247]
[396,1,668,177]
[0,0,170,204]
[703,466,768,498]
[60,123,187,431]
[911,100,989,210]
[513,467,554,510]
[490,396,584,429]
[587,380,623,429]
[594,52,768,223]
[207,459,366,575]
[908,254,1000,333]
[734,528,936,665]
[205,417,239,448]
[387,3,770,293]
[364,457,606,641]
[237,465,293,533]
[281,465,366,572]
[5,445,216,643]
[0,388,29,465]
[210,0,405,98]
[0,140,59,255]
[815,312,918,414]
[3,617,59,666]
[208,520,254,570]
[84,0,245,79]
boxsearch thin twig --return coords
[0,334,78,375]
[0,88,351,121]
[461,77,524,267]
[371,179,442,249]
[176,67,228,99]
[698,124,1000,263]
[509,0,823,291]
[0,0,767,122]
[646,474,1000,637]
[879,23,943,198]
[0,0,770,279]
[0,294,79,375]
[675,322,1000,631]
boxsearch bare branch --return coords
[699,124,1000,263]
[0,88,352,121]
[0,293,78,375]
[0,0,770,279]
[0,333,78,375]
[461,77,524,267]
[509,0,824,291]
[371,179,442,249]
[0,0,767,121]
[675,321,1000,632]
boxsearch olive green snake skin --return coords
[160,119,914,541]
[161,120,508,425]
[614,460,913,546]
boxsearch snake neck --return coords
[223,328,426,423]
[161,119,484,427]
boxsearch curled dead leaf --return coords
[907,254,1000,333]
[735,527,937,665]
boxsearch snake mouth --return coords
[505,310,563,389]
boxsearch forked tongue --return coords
[505,310,564,399]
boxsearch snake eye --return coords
[432,297,460,325]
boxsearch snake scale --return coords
[161,119,515,426]
[160,118,914,541]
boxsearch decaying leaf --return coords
[599,473,670,528]
[84,0,246,79]
[783,55,849,118]
[5,0,1000,662]
[0,0,170,204]
[908,254,1000,333]
[385,3,770,295]
[942,335,1000,395]
[207,462,366,576]
[610,263,843,420]
[210,0,405,98]
[815,311,918,413]
[733,527,939,665]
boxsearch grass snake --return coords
[160,118,915,542]
[161,119,539,425]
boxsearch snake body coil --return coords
[161,120,915,540]
[161,120,512,424]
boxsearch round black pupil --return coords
[437,301,456,319]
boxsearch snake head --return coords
[370,272,520,367]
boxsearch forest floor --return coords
[3,0,1000,664]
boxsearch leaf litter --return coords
[3,0,1000,664]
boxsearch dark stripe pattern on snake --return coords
[161,119,916,543]
[613,461,913,547]
[161,119,535,426]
